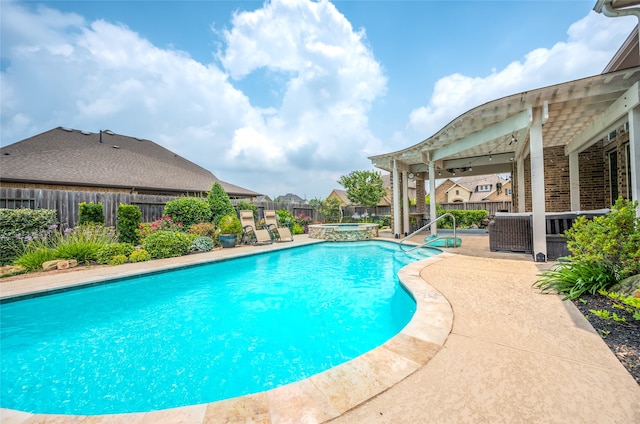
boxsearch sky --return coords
[0,0,636,200]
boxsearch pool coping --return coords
[0,237,455,423]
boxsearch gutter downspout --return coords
[596,1,640,19]
[595,1,640,59]
[593,0,640,57]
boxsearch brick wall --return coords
[511,125,631,212]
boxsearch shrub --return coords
[109,254,128,266]
[14,248,58,272]
[218,214,242,236]
[96,243,135,264]
[117,204,142,245]
[139,216,183,238]
[163,197,211,229]
[291,223,305,235]
[565,198,640,280]
[188,222,216,237]
[129,249,151,263]
[0,208,57,265]
[207,182,235,225]
[533,260,616,300]
[52,224,117,264]
[436,208,488,229]
[143,230,191,259]
[191,236,214,252]
[78,202,104,225]
[275,209,294,227]
[235,201,257,219]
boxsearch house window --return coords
[609,149,618,203]
[477,185,491,192]
[506,188,512,195]
[455,189,459,195]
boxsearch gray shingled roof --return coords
[0,127,260,197]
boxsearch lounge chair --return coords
[264,210,294,242]
[239,210,273,245]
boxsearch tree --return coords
[318,197,342,223]
[337,170,386,209]
[207,182,235,225]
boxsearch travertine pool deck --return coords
[1,233,639,423]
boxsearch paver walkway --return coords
[333,232,640,423]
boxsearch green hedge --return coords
[163,197,211,229]
[117,204,142,245]
[436,208,488,229]
[0,209,58,265]
[78,202,104,225]
[143,230,192,259]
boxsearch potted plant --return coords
[218,214,242,248]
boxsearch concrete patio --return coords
[1,232,638,423]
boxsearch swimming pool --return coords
[0,241,439,415]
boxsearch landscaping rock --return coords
[42,260,61,271]
[42,259,78,271]
[0,265,26,277]
[609,274,640,297]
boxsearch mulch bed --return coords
[572,294,640,385]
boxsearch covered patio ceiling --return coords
[369,66,640,179]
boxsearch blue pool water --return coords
[0,241,438,415]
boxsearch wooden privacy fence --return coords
[1,187,511,227]
[1,188,176,228]
[0,188,323,228]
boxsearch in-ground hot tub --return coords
[308,223,378,241]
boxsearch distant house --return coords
[435,175,511,203]
[275,193,306,203]
[326,188,392,216]
[0,127,261,225]
[0,127,260,198]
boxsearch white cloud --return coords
[408,11,636,136]
[1,0,386,199]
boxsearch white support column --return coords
[517,157,526,212]
[392,160,401,238]
[429,161,437,236]
[402,171,410,236]
[569,151,581,211]
[530,107,547,261]
[629,106,640,217]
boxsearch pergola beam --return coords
[431,109,531,161]
[565,81,640,154]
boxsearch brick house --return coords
[435,175,511,203]
[369,4,639,261]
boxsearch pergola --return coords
[369,64,640,261]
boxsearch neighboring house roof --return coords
[328,189,352,205]
[0,127,260,198]
[276,193,305,203]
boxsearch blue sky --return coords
[1,0,635,199]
